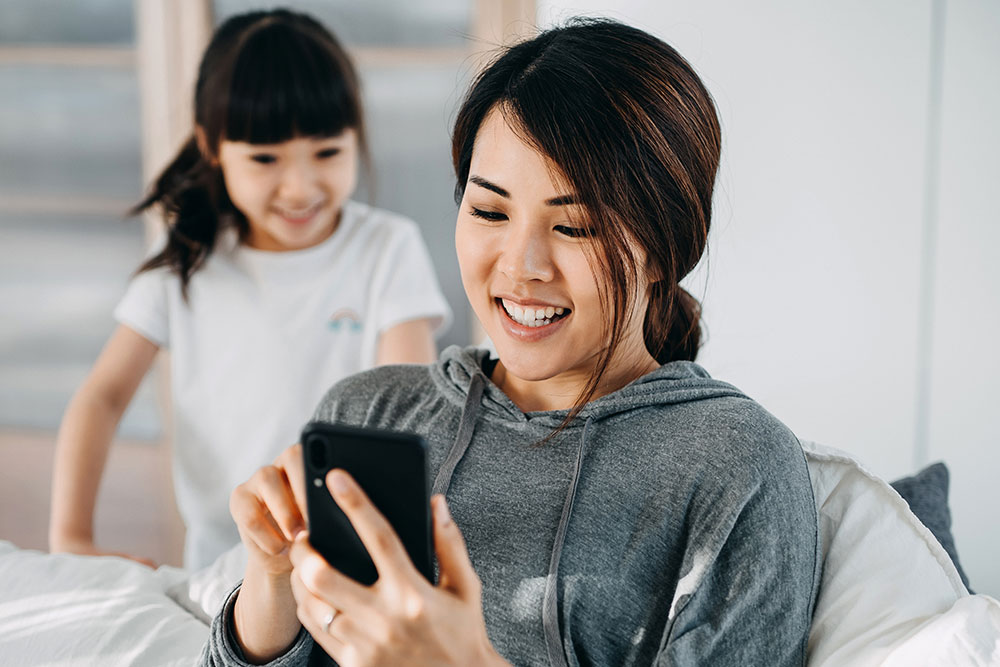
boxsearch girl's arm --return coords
[49,324,159,563]
[375,317,438,365]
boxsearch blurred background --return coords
[0,0,996,596]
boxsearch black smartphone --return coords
[300,421,435,586]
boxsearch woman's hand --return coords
[229,443,308,577]
[289,470,509,667]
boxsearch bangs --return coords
[223,21,361,144]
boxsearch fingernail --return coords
[328,470,350,495]
[436,496,453,527]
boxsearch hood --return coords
[429,344,751,667]
[430,344,749,426]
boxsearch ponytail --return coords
[644,283,702,364]
[130,136,241,298]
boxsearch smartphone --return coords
[300,421,435,586]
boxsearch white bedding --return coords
[0,541,208,666]
[1,443,998,666]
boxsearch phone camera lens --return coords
[307,437,327,469]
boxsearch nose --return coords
[277,156,320,203]
[498,222,555,283]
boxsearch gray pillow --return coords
[890,462,972,592]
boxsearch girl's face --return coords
[216,130,358,251]
[456,110,657,407]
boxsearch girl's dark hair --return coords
[132,9,368,295]
[452,18,721,413]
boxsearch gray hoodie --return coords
[202,345,819,666]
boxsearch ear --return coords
[194,125,218,165]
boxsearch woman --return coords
[202,18,819,667]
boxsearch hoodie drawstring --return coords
[432,373,485,497]
[542,417,592,667]
[432,369,590,667]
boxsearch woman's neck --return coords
[490,349,660,413]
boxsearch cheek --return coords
[454,224,475,284]
[563,254,606,329]
[325,160,358,195]
[562,253,601,303]
[455,223,492,294]
[223,167,267,210]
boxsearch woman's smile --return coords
[494,296,572,341]
[497,297,569,327]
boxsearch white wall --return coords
[538,0,999,596]
[926,1,1000,598]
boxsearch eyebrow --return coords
[469,175,576,206]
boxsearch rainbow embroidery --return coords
[328,308,362,332]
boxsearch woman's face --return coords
[456,109,656,404]
[215,130,358,251]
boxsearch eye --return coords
[250,154,277,165]
[554,224,594,238]
[469,207,507,222]
[316,148,341,159]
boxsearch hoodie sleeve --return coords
[654,451,819,666]
[199,583,314,667]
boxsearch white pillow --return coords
[801,440,991,666]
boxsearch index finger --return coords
[276,443,309,521]
[326,469,415,583]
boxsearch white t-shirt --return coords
[114,201,451,569]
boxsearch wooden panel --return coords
[0,429,184,567]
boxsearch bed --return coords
[1,441,997,666]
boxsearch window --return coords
[0,0,158,437]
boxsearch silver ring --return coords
[321,608,337,634]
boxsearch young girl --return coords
[48,9,451,571]
[203,18,818,667]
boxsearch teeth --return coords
[276,200,323,218]
[500,299,568,327]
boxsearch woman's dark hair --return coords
[452,18,721,414]
[132,8,368,295]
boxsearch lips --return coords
[273,200,325,223]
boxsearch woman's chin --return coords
[493,351,581,385]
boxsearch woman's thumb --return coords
[432,495,480,600]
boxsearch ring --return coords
[321,607,337,634]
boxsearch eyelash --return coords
[468,207,593,238]
[555,225,593,238]
[249,148,341,164]
[469,207,506,222]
